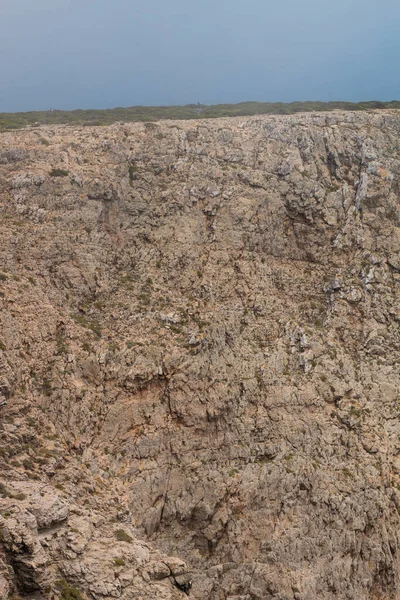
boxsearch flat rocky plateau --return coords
[0,110,400,600]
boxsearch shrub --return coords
[0,483,9,497]
[139,294,150,306]
[49,168,69,177]
[10,492,26,501]
[1,101,400,134]
[114,529,133,543]
[128,163,137,183]
[41,378,52,396]
[56,333,67,354]
[114,557,126,566]
[55,579,84,600]
[342,468,353,479]
[73,314,101,338]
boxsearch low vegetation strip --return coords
[1,100,400,131]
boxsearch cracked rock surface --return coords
[1,110,400,599]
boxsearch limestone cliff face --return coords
[1,111,400,600]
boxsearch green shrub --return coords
[128,163,137,183]
[139,294,150,306]
[10,492,26,501]
[170,325,181,334]
[342,468,353,479]
[40,378,52,396]
[0,483,9,497]
[1,101,400,134]
[49,168,69,177]
[55,579,84,600]
[114,529,133,543]
[114,557,126,566]
[72,314,101,338]
[56,333,67,354]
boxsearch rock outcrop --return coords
[1,110,400,599]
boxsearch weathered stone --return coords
[0,110,400,599]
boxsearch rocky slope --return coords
[0,110,400,600]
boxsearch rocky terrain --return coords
[0,110,400,600]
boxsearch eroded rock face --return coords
[0,110,400,599]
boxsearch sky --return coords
[1,0,399,112]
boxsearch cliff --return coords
[1,110,400,600]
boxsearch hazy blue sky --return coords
[1,0,399,112]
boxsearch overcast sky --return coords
[1,0,399,112]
